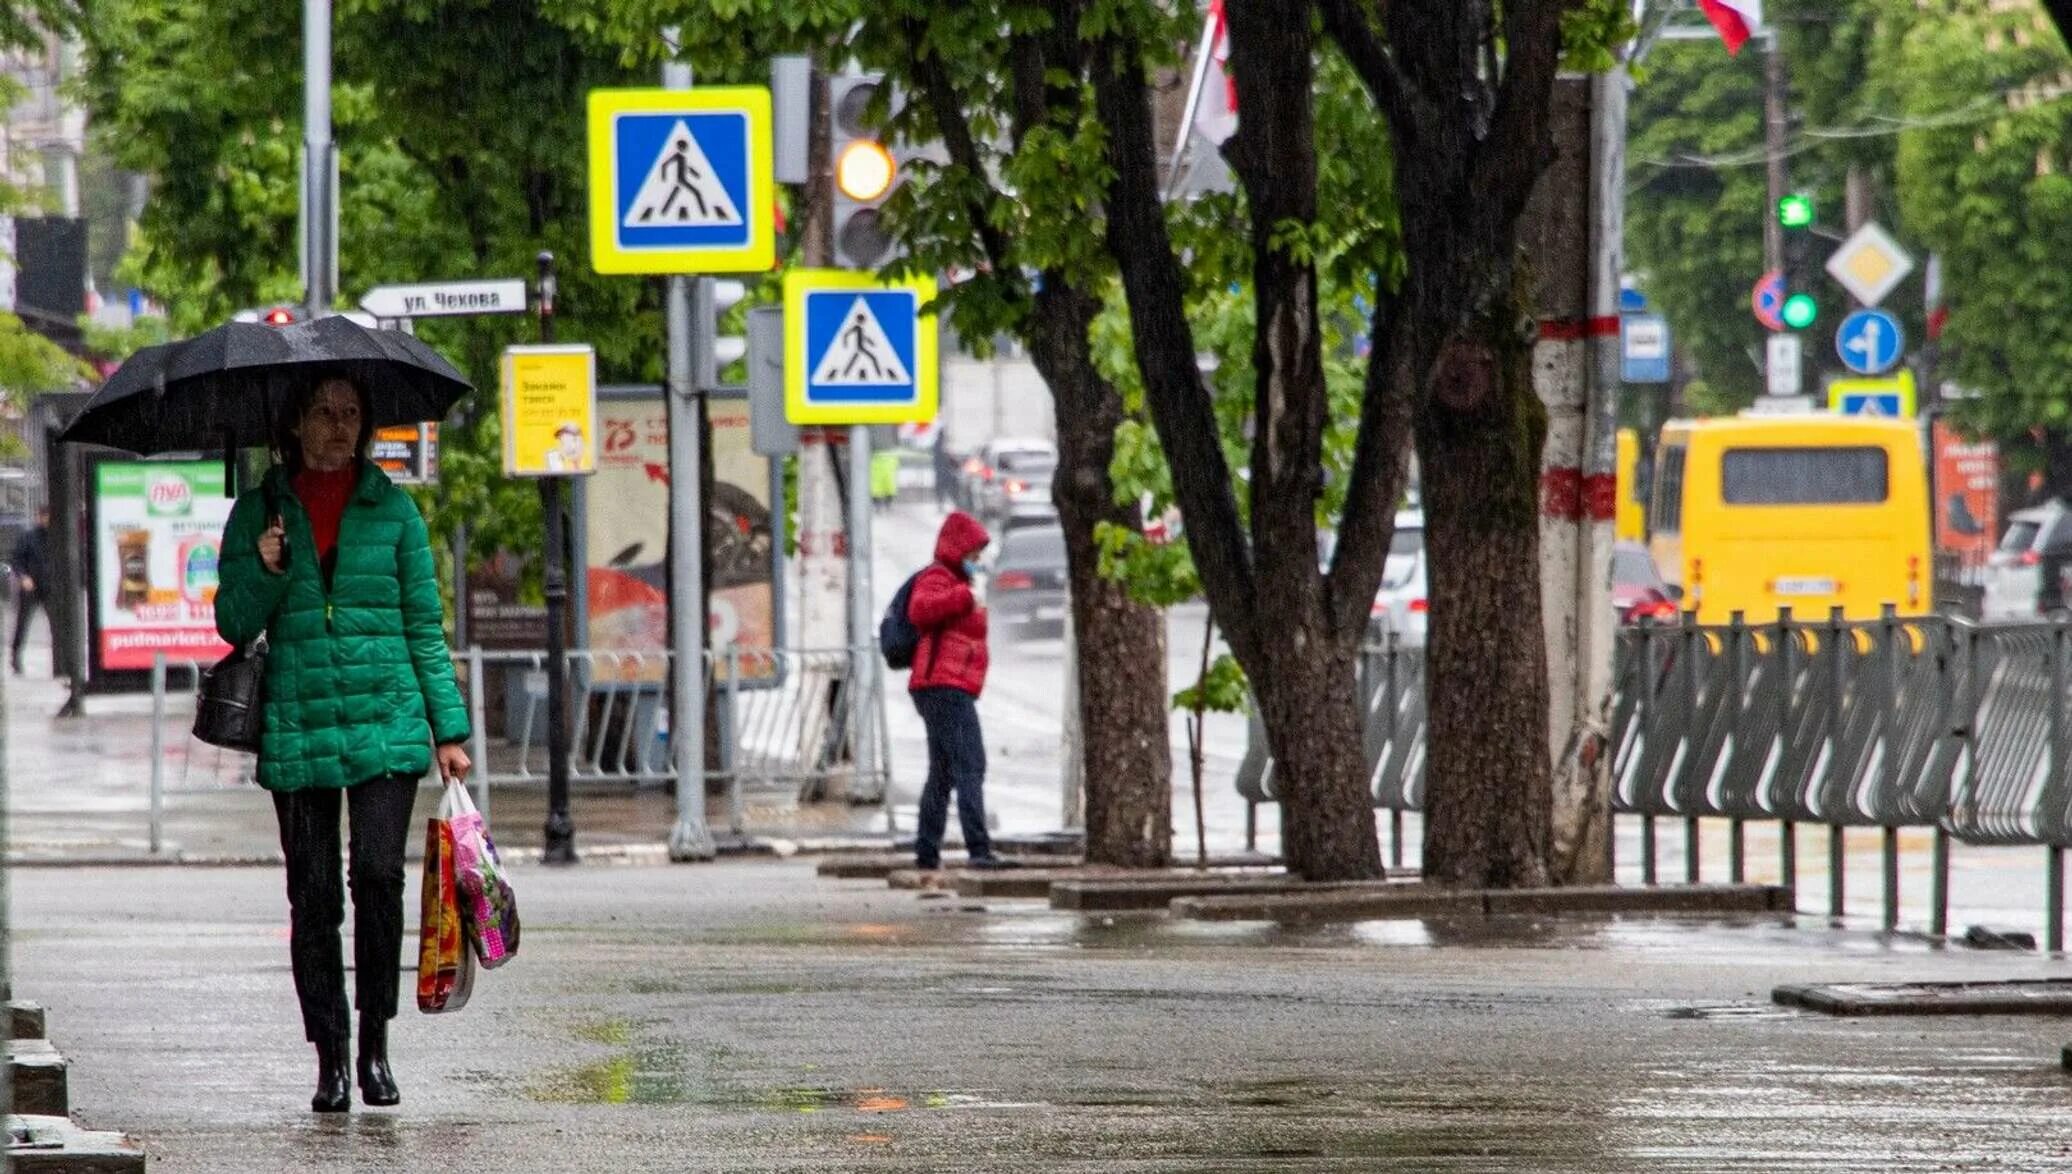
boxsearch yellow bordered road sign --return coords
[587,87,774,275]
[782,269,938,426]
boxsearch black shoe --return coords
[312,1037,351,1113]
[357,1019,400,1107]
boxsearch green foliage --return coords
[1172,652,1247,715]
[77,314,169,363]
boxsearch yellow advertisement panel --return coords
[501,344,598,477]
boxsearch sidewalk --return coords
[18,857,2072,1172]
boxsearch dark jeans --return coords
[272,774,418,1046]
[10,589,42,663]
[912,687,991,868]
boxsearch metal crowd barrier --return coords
[147,644,891,850]
[1237,609,2072,947]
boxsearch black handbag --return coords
[193,639,266,752]
[193,483,284,754]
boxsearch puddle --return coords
[1662,1003,1803,1022]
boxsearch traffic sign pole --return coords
[535,253,578,866]
[847,423,877,803]
[662,44,717,862]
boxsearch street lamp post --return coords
[537,251,578,865]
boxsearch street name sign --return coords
[1835,308,1904,376]
[587,87,775,275]
[361,279,527,319]
[1825,222,1915,308]
[783,269,938,426]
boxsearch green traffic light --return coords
[1781,292,1818,329]
[1778,194,1815,229]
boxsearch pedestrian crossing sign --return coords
[587,87,774,275]
[783,269,938,425]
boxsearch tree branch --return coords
[1326,302,1413,633]
[900,13,1020,285]
[1083,12,1259,658]
[1466,0,1582,246]
[1315,0,1415,140]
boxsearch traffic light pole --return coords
[538,252,579,866]
[665,39,717,862]
[302,0,335,317]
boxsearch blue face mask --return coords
[962,558,982,578]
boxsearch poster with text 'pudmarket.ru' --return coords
[92,460,234,674]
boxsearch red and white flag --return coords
[1190,0,1236,145]
[1698,0,1763,56]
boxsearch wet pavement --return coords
[17,857,2072,1171]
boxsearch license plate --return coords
[1775,577,1836,596]
[1033,606,1064,622]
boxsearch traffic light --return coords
[828,72,899,269]
[1778,193,1818,330]
[232,305,302,326]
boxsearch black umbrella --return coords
[60,314,474,455]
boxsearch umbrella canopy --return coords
[60,315,474,455]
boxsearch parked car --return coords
[1984,500,2072,620]
[975,446,1058,530]
[1611,541,1680,624]
[983,523,1069,637]
[1370,511,1428,648]
[959,437,1056,517]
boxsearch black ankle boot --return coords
[312,1035,351,1113]
[357,1018,399,1107]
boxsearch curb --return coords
[1172,883,1795,923]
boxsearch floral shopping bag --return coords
[416,813,475,1013]
[444,780,520,969]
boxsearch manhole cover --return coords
[1775,978,2072,1016]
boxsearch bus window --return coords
[1720,447,1888,505]
[1651,446,1686,534]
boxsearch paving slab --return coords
[7,1039,68,1117]
[7,1115,146,1174]
[1776,978,2072,1016]
[1173,882,1792,922]
[8,1002,46,1041]
[961,861,1296,901]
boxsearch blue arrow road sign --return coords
[1835,308,1904,375]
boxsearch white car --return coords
[1370,511,1428,648]
[1984,500,2072,620]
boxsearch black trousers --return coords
[912,687,991,868]
[272,775,418,1045]
[10,589,42,660]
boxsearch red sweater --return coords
[292,465,357,563]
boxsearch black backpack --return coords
[879,571,925,669]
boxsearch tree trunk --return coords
[1035,284,1174,869]
[1254,632,1380,880]
[1418,326,1555,888]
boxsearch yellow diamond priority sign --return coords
[1824,222,1914,308]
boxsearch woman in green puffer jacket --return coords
[215,375,471,1115]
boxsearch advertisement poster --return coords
[1933,421,1998,567]
[373,422,439,484]
[91,460,234,674]
[501,344,597,477]
[585,392,775,684]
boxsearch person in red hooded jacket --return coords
[905,510,1004,870]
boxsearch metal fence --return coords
[146,643,891,848]
[1238,608,2072,947]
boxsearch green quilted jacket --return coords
[215,462,469,792]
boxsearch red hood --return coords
[934,510,991,568]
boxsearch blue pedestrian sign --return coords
[783,269,939,426]
[1835,308,1904,375]
[587,88,774,275]
[1621,313,1671,384]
